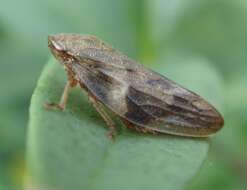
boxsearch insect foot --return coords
[107,129,117,140]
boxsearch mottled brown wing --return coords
[72,48,224,137]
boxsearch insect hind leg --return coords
[122,119,157,135]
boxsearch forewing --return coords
[124,86,223,137]
[73,48,223,137]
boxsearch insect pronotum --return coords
[46,33,224,138]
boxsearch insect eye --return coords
[59,51,75,62]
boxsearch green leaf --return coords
[27,59,211,190]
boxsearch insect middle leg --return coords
[88,96,117,139]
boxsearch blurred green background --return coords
[0,0,247,189]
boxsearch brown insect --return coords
[46,33,224,139]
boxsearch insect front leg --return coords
[44,80,75,111]
[88,96,117,139]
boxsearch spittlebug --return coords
[46,33,224,138]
